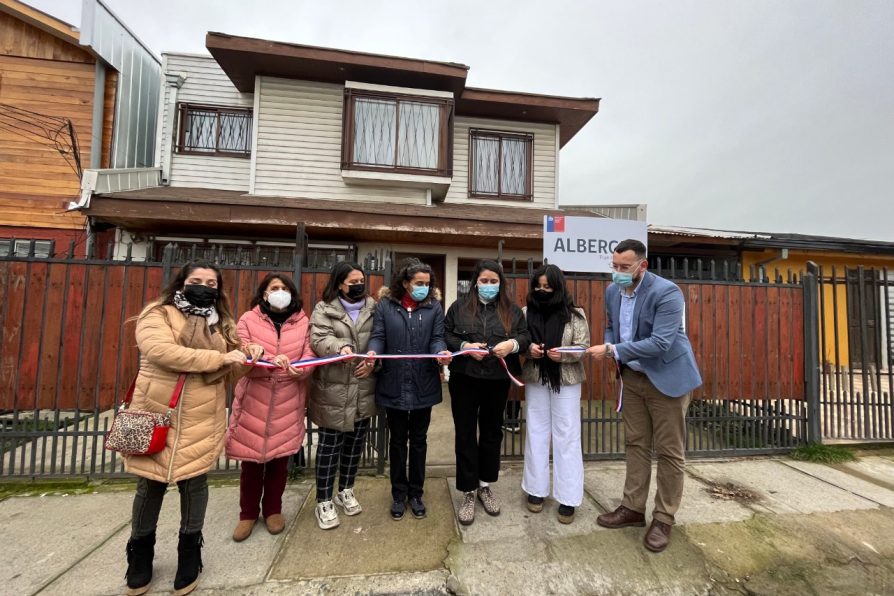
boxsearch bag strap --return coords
[167,373,187,409]
[121,376,137,406]
[119,372,187,410]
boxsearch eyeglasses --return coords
[609,259,643,273]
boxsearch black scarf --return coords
[526,297,569,393]
[259,300,297,337]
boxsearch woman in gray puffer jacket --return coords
[308,262,377,531]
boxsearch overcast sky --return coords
[32,0,894,241]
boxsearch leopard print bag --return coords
[105,373,187,455]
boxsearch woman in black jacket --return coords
[367,258,451,521]
[445,259,530,526]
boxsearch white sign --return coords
[543,215,648,273]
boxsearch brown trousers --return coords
[620,369,691,525]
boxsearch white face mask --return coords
[266,289,292,310]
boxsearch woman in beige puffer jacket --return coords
[122,261,262,596]
[307,261,377,530]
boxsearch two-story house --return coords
[0,0,160,257]
[77,32,599,303]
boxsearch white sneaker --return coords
[315,500,339,530]
[334,487,363,516]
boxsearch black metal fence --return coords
[814,263,894,441]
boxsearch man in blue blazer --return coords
[587,239,702,552]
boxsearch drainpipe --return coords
[90,62,106,169]
[754,248,789,281]
[161,73,186,185]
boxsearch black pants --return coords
[385,406,432,501]
[131,474,208,538]
[449,372,511,492]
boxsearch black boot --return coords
[124,532,155,595]
[173,531,204,595]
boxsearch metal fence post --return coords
[804,262,822,444]
[161,243,175,284]
[375,252,393,475]
[293,224,305,291]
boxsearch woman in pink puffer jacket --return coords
[226,273,314,542]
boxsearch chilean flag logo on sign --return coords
[546,215,565,233]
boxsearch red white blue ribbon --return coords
[246,348,526,387]
[537,346,622,412]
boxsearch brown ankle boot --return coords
[232,519,255,542]
[265,513,285,534]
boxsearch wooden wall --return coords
[0,10,102,232]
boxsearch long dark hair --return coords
[250,273,302,312]
[142,260,239,348]
[321,261,363,303]
[526,264,578,323]
[463,259,513,333]
[388,257,436,301]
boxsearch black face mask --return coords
[183,284,219,308]
[344,283,366,301]
[533,289,553,303]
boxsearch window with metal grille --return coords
[469,130,534,200]
[176,103,253,157]
[342,90,453,176]
[0,239,53,258]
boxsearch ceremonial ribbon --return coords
[536,346,623,412]
[246,347,526,387]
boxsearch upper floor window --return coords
[469,129,533,200]
[0,239,53,258]
[176,103,252,157]
[341,89,453,176]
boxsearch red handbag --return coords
[105,373,187,455]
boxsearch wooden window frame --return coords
[468,129,534,202]
[341,89,454,177]
[176,103,253,158]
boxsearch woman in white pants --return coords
[521,264,590,524]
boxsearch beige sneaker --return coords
[477,486,501,516]
[458,491,476,526]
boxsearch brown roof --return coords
[88,187,593,250]
[205,32,599,146]
[0,0,79,46]
[206,32,469,95]
[457,88,600,148]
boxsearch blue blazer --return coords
[604,271,702,398]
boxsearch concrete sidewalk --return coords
[4,455,894,595]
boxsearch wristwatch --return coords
[605,344,614,358]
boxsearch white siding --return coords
[445,117,558,209]
[253,77,426,204]
[159,54,253,192]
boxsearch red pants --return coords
[239,456,289,520]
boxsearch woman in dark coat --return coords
[444,259,530,526]
[367,258,452,521]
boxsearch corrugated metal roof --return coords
[647,225,771,240]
